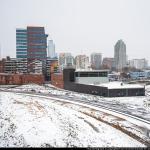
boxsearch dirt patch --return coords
[13,100,47,117]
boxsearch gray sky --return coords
[0,0,150,62]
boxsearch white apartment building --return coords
[75,55,89,70]
[129,58,148,70]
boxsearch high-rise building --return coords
[16,29,27,58]
[47,40,56,58]
[102,57,114,70]
[27,26,48,62]
[114,40,127,71]
[129,58,148,70]
[75,55,89,70]
[59,53,74,70]
[16,26,48,74]
[91,53,102,70]
[16,26,48,62]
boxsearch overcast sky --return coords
[0,0,150,62]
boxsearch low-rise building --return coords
[129,59,148,70]
[129,70,150,79]
[62,68,145,97]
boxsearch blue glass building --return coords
[16,29,27,58]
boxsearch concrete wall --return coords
[64,82,108,96]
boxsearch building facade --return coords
[59,53,74,70]
[16,26,48,74]
[91,53,102,70]
[45,57,58,81]
[47,40,56,58]
[75,70,109,85]
[27,26,48,62]
[102,57,114,70]
[16,58,28,73]
[16,29,27,59]
[129,59,148,70]
[2,57,28,74]
[129,70,150,79]
[28,59,43,74]
[114,40,127,71]
[75,55,89,70]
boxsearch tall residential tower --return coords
[114,40,127,71]
[16,26,48,61]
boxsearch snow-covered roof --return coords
[96,82,144,89]
[75,69,109,72]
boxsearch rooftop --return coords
[95,81,144,89]
[75,69,109,72]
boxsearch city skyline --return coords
[1,0,150,61]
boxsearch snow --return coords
[98,81,144,89]
[0,91,145,147]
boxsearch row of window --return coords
[75,72,108,77]
[16,33,27,36]
[16,43,27,46]
[16,29,27,32]
[16,34,27,39]
[17,46,27,48]
[16,39,27,42]
[28,41,46,44]
[17,52,27,54]
[27,28,44,31]
[28,45,47,49]
[17,55,27,58]
[17,49,27,52]
[28,51,46,54]
[28,34,47,38]
[28,55,46,58]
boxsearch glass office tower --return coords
[16,29,27,58]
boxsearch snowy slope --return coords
[6,83,150,121]
[0,92,145,147]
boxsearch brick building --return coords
[50,60,64,88]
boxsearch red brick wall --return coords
[51,73,64,89]
[0,74,44,85]
[50,61,64,89]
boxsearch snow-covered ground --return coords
[0,92,145,147]
[4,83,150,121]
[0,84,150,147]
